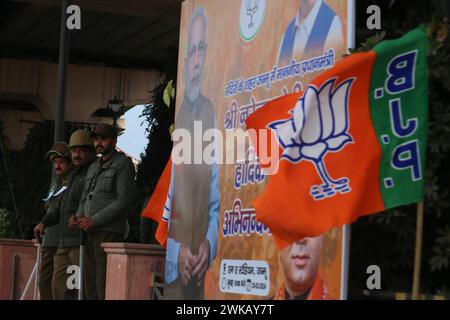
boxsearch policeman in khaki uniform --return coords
[35,142,73,299]
[69,124,135,300]
[34,130,96,299]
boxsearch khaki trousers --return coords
[52,247,80,300]
[38,247,57,300]
[84,231,123,300]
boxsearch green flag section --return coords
[370,27,428,208]
[245,27,429,249]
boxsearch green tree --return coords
[136,77,175,243]
[349,0,450,298]
[0,208,14,238]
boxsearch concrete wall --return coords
[0,239,165,300]
[102,243,165,300]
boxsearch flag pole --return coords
[340,0,356,300]
[340,225,351,299]
[412,201,424,300]
[78,229,85,300]
[33,236,42,300]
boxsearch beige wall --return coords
[0,58,162,150]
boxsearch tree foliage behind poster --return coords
[349,0,450,297]
[136,77,175,243]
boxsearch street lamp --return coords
[107,96,124,127]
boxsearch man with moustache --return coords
[274,235,331,300]
[34,142,73,299]
[35,129,96,299]
[165,6,220,300]
[70,124,135,300]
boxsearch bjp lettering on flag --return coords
[246,27,429,249]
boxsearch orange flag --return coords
[246,27,428,249]
[141,157,172,248]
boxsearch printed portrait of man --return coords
[277,0,345,66]
[164,6,220,300]
[274,235,331,300]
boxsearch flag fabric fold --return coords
[246,27,429,249]
[141,157,172,248]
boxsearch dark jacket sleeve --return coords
[91,157,135,227]
[40,200,61,227]
[76,175,89,217]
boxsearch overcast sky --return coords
[117,104,149,161]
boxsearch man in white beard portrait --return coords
[164,6,220,300]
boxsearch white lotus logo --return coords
[268,77,355,200]
[240,0,265,42]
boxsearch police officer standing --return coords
[34,142,73,299]
[34,129,96,299]
[69,124,135,300]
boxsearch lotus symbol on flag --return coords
[268,77,355,200]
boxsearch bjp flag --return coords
[246,27,428,249]
[141,157,172,248]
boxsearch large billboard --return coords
[168,0,349,300]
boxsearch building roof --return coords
[0,0,182,71]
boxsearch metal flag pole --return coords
[412,201,424,300]
[20,261,38,300]
[340,0,356,300]
[33,237,42,300]
[340,225,352,300]
[78,229,85,300]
